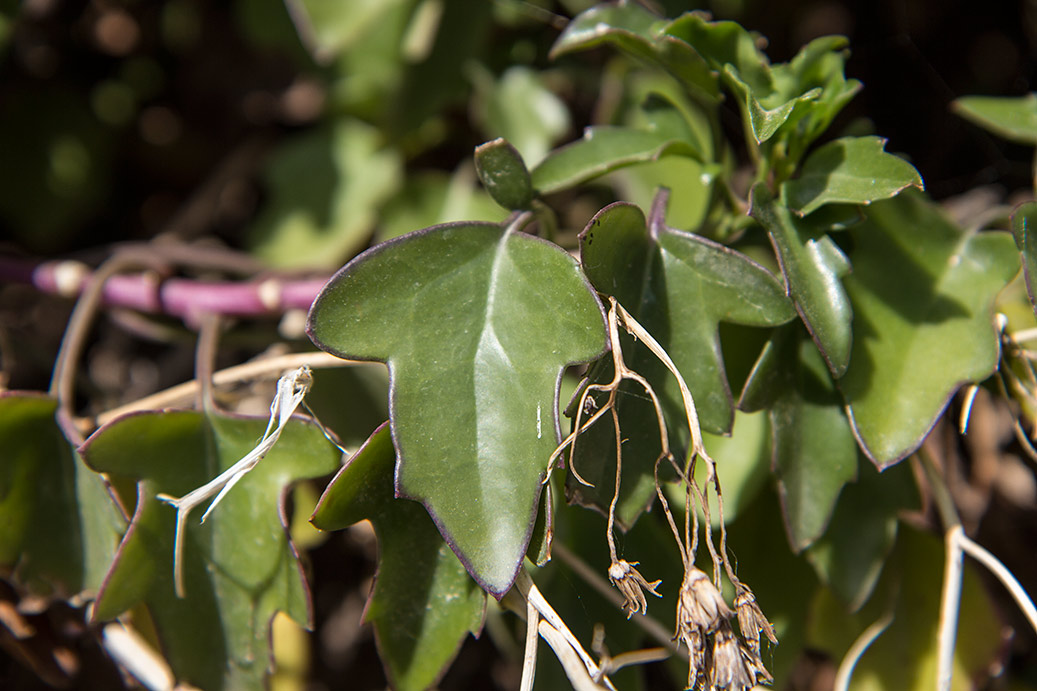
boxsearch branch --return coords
[0,254,329,325]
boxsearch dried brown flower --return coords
[734,583,777,658]
[683,626,706,689]
[709,621,755,690]
[677,567,732,635]
[608,559,662,618]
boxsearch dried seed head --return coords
[734,583,777,657]
[677,567,732,635]
[607,559,661,618]
[709,621,755,690]
[683,626,706,689]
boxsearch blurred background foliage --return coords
[0,0,1035,689]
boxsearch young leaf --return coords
[311,423,486,691]
[952,92,1037,144]
[0,393,123,598]
[81,409,341,690]
[569,193,794,526]
[840,190,1019,467]
[739,326,858,552]
[1012,201,1037,317]
[531,126,700,195]
[784,136,924,216]
[550,3,719,103]
[474,138,533,211]
[307,221,606,596]
[723,66,821,144]
[663,13,772,93]
[750,184,854,377]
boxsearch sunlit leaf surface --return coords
[308,221,606,595]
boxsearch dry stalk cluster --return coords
[551,298,778,689]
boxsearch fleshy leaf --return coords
[750,183,854,377]
[1011,201,1037,317]
[307,221,606,596]
[0,392,123,598]
[474,138,533,211]
[952,93,1037,144]
[532,126,699,195]
[248,119,402,269]
[739,326,858,551]
[804,459,917,609]
[549,4,719,102]
[81,409,341,690]
[569,193,794,526]
[311,423,486,691]
[808,525,1002,689]
[841,190,1019,467]
[785,136,924,216]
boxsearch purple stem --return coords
[0,255,330,323]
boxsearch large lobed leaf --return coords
[569,193,794,526]
[739,326,857,552]
[804,459,917,609]
[841,190,1018,467]
[307,221,606,596]
[312,423,486,691]
[750,184,854,376]
[0,393,123,598]
[81,409,341,690]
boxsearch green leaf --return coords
[82,409,341,690]
[569,194,794,526]
[550,4,719,102]
[841,190,1019,467]
[1011,201,1037,317]
[0,393,124,598]
[248,119,402,269]
[724,65,821,144]
[663,13,772,93]
[389,0,493,136]
[290,0,412,61]
[739,326,858,551]
[666,409,770,528]
[307,221,606,595]
[312,423,486,691]
[532,126,699,195]
[474,138,534,211]
[953,92,1037,144]
[771,35,861,161]
[785,136,924,216]
[470,65,570,168]
[723,488,821,686]
[804,459,917,608]
[750,183,854,376]
[808,525,1002,690]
